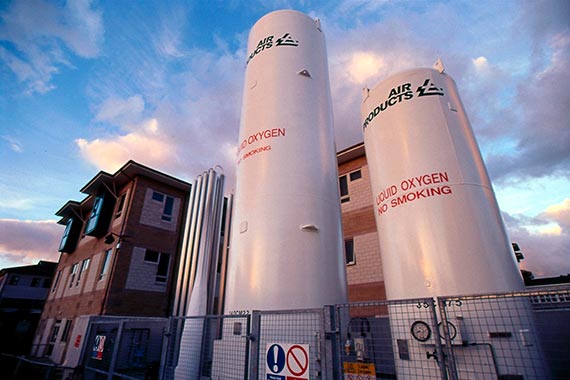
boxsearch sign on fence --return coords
[266,343,310,380]
[91,335,106,360]
[343,361,376,380]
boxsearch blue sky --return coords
[0,0,568,277]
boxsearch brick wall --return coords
[339,153,386,301]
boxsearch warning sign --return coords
[343,361,376,380]
[266,343,310,380]
[91,335,106,360]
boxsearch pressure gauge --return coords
[411,320,431,342]
[438,321,457,341]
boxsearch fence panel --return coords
[83,320,120,380]
[255,308,327,380]
[335,298,447,380]
[82,318,167,380]
[531,287,570,380]
[166,315,250,380]
[73,287,569,380]
[439,287,570,380]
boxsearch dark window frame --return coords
[98,249,113,280]
[69,263,78,288]
[144,250,160,263]
[52,270,62,292]
[76,258,90,286]
[60,320,73,342]
[115,192,128,218]
[345,239,355,265]
[349,169,362,181]
[85,195,104,235]
[339,175,350,203]
[156,253,170,283]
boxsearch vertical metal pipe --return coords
[187,171,215,315]
[216,194,233,315]
[173,178,199,316]
[207,172,225,314]
[186,172,209,313]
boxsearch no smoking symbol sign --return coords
[266,343,309,379]
[287,345,308,377]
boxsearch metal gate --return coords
[82,318,167,380]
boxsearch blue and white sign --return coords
[266,343,286,379]
[266,343,309,380]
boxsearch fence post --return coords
[248,311,261,380]
[437,297,459,380]
[325,305,341,380]
[158,316,173,380]
[106,320,124,380]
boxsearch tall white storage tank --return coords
[224,10,347,313]
[362,67,523,299]
[362,66,548,380]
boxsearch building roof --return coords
[0,261,57,277]
[56,160,191,224]
[337,142,365,165]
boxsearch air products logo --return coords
[362,79,444,131]
[246,33,299,65]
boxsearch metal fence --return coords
[53,286,568,380]
[82,317,167,380]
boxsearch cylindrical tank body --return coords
[362,68,523,299]
[224,10,347,312]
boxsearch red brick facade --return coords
[34,161,190,363]
[338,143,386,304]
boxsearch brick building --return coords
[32,161,190,364]
[337,142,386,303]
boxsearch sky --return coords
[0,0,568,278]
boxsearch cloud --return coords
[503,198,570,277]
[79,44,245,188]
[540,199,570,234]
[1,135,23,152]
[472,56,488,70]
[76,118,175,173]
[346,51,386,84]
[484,32,570,182]
[95,95,146,127]
[0,0,103,93]
[0,219,62,270]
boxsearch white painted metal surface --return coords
[362,67,523,299]
[224,10,347,312]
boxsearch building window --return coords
[31,277,41,287]
[162,196,174,221]
[349,169,362,181]
[76,258,90,286]
[339,175,350,203]
[60,320,73,342]
[144,250,160,263]
[99,249,113,280]
[59,217,82,253]
[9,275,20,285]
[151,191,164,202]
[52,270,62,292]
[50,320,61,343]
[152,191,175,222]
[85,196,104,234]
[345,239,355,265]
[115,192,128,218]
[69,263,78,288]
[156,253,170,283]
[144,249,170,283]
